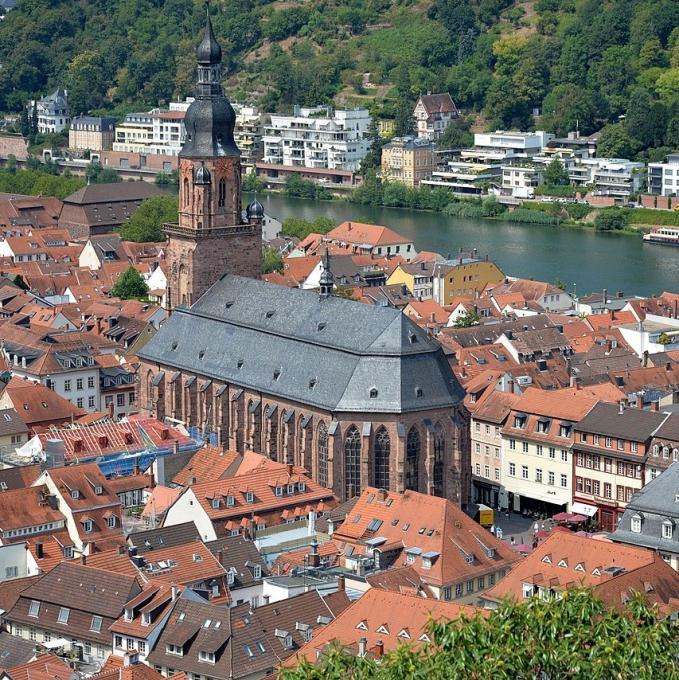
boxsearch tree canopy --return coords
[280,590,679,680]
[0,1,676,159]
[118,194,177,243]
[111,266,148,300]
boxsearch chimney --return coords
[610,309,615,321]
[636,393,643,409]
[337,575,345,592]
[171,583,178,601]
[617,291,624,298]
[287,463,294,476]
[651,400,659,412]
[263,595,270,605]
[507,378,514,394]
[569,376,579,390]
[602,288,607,306]
[358,637,367,657]
[35,542,44,559]
[618,401,625,415]
[118,544,126,555]
[347,222,352,231]
[430,312,435,323]
[666,362,672,371]
[80,554,87,566]
[374,641,384,658]
[309,539,320,568]
[217,549,224,566]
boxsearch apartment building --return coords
[69,116,116,152]
[263,105,370,172]
[431,254,505,305]
[381,136,436,186]
[572,403,668,532]
[648,153,679,197]
[414,93,458,141]
[233,104,265,167]
[502,388,597,516]
[470,389,519,509]
[113,102,188,157]
[569,158,644,198]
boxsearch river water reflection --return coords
[255,193,679,297]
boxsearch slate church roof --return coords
[139,275,464,413]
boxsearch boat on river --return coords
[642,227,679,246]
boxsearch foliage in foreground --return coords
[279,590,679,680]
[0,166,83,200]
[281,216,336,241]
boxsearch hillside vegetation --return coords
[0,0,678,159]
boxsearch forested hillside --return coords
[0,0,678,159]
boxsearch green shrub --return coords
[506,208,561,225]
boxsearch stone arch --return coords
[177,264,189,307]
[145,370,154,410]
[406,426,421,491]
[218,178,226,208]
[373,426,390,490]
[183,177,190,208]
[344,425,361,499]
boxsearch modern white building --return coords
[648,153,679,196]
[570,158,645,198]
[30,88,70,134]
[263,105,371,171]
[500,164,543,199]
[473,131,554,156]
[233,104,265,166]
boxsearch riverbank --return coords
[252,192,679,296]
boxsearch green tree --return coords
[119,195,178,243]
[594,207,628,231]
[281,216,335,240]
[541,85,597,137]
[111,267,149,300]
[543,159,569,186]
[243,170,264,193]
[281,590,679,680]
[437,116,473,149]
[453,310,480,327]
[262,247,283,274]
[30,102,38,138]
[86,162,121,185]
[597,123,641,159]
[625,87,666,148]
[19,106,30,138]
[360,118,383,173]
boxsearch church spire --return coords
[319,247,334,299]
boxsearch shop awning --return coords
[571,502,598,517]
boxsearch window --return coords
[617,486,625,501]
[494,467,500,481]
[536,444,543,456]
[617,462,625,475]
[373,427,390,490]
[64,380,72,392]
[536,469,543,483]
[89,396,96,408]
[561,450,568,462]
[576,477,583,492]
[117,394,125,407]
[560,474,567,488]
[77,398,84,408]
[76,378,83,391]
[455,584,463,598]
[521,465,528,480]
[593,435,600,445]
[522,442,529,453]
[466,580,474,593]
[475,463,481,476]
[28,600,40,617]
[484,465,490,478]
[593,480,600,496]
[548,471,555,486]
[605,437,612,448]
[662,522,673,539]
[433,426,445,497]
[631,515,642,533]
[509,463,516,477]
[405,427,420,491]
[84,520,93,533]
[631,442,638,453]
[107,516,116,528]
[57,607,70,624]
[90,615,103,632]
[344,426,361,499]
[199,650,216,664]
[580,433,588,443]
[509,439,516,450]
[5,566,18,578]
[167,644,183,656]
[576,453,583,467]
[604,483,611,498]
[88,376,95,389]
[549,447,556,459]
[317,422,328,489]
[617,439,624,451]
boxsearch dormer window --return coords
[287,484,295,495]
[536,418,550,434]
[90,615,103,632]
[369,388,378,399]
[107,516,117,528]
[559,424,571,438]
[227,567,236,585]
[514,414,527,429]
[245,491,254,503]
[226,495,235,507]
[124,607,133,622]
[253,565,262,579]
[631,515,642,533]
[662,521,673,540]
[275,486,283,497]
[71,489,80,500]
[28,600,40,617]
[94,485,103,495]
[211,498,220,509]
[298,481,306,492]
[167,644,183,656]
[83,520,93,533]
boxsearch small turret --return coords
[246,197,264,221]
[319,247,334,299]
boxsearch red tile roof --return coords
[3,654,74,680]
[173,447,241,487]
[327,221,411,247]
[286,588,479,665]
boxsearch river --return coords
[254,193,679,297]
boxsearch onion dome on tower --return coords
[246,197,264,221]
[181,4,239,158]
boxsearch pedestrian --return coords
[510,536,515,546]
[533,521,539,534]
[541,522,546,532]
[490,524,496,535]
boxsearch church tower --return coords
[165,7,263,310]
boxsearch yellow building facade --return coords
[432,259,506,305]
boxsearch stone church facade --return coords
[139,14,470,505]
